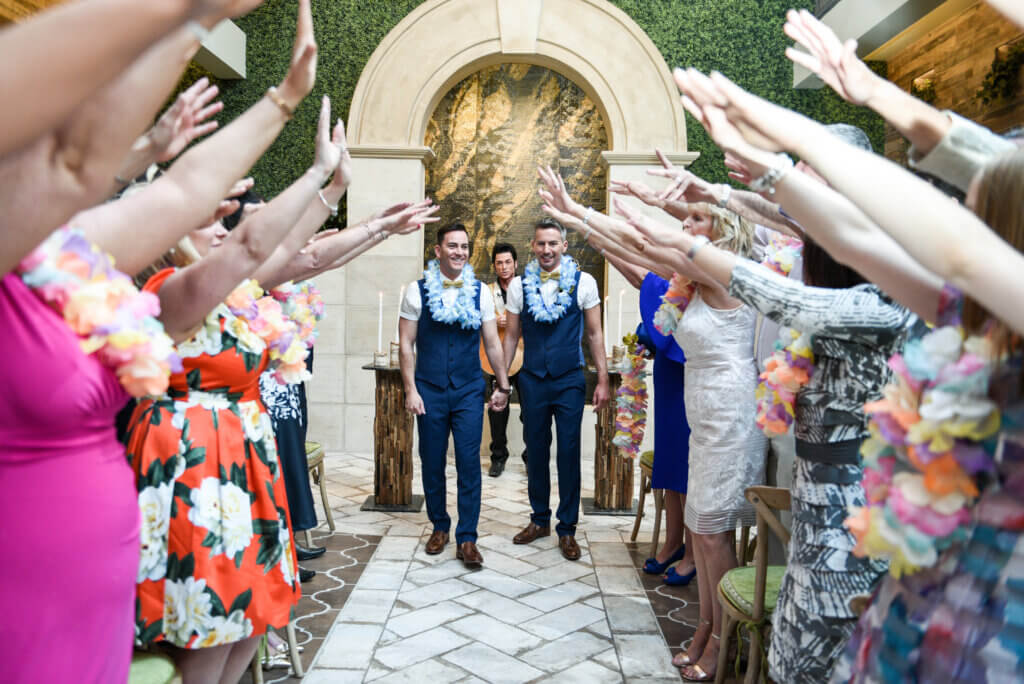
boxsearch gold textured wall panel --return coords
[425,64,608,293]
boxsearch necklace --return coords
[523,255,578,323]
[423,260,481,330]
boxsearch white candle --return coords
[617,288,625,342]
[603,294,610,356]
[396,285,405,342]
[377,291,383,352]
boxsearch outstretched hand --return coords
[783,9,880,106]
[312,96,344,177]
[609,179,664,209]
[646,149,717,204]
[379,199,441,236]
[151,77,223,162]
[612,197,682,248]
[537,165,579,215]
[278,0,318,107]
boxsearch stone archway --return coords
[309,0,697,453]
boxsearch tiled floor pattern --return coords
[276,451,721,682]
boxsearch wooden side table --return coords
[360,364,423,512]
[582,369,636,515]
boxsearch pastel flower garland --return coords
[194,279,312,386]
[523,255,579,323]
[651,275,696,336]
[612,333,649,458]
[753,234,809,436]
[16,226,180,397]
[845,325,1002,577]
[270,280,325,349]
[423,260,482,330]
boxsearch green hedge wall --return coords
[205,0,881,214]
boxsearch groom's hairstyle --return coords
[436,222,469,245]
[534,217,567,241]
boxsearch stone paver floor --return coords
[266,450,717,683]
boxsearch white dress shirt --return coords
[400,277,496,322]
[504,268,600,315]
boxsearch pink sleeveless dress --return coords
[0,272,139,683]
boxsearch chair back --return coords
[744,486,791,623]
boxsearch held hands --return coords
[149,77,223,163]
[784,9,880,107]
[488,388,509,412]
[406,390,426,416]
[277,0,318,109]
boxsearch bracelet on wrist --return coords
[266,86,296,120]
[717,183,732,208]
[748,154,794,195]
[496,386,512,394]
[317,190,338,217]
[687,234,711,261]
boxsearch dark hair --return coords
[534,218,566,240]
[492,242,517,263]
[436,222,469,245]
[222,189,265,231]
[801,234,867,289]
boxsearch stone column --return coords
[306,146,434,453]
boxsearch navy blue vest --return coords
[414,278,482,390]
[521,269,585,378]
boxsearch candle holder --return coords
[372,351,389,368]
[611,344,625,366]
[389,341,401,368]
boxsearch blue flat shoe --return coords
[642,544,686,575]
[663,565,697,586]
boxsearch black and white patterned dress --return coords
[729,259,916,684]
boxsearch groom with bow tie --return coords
[399,223,510,568]
[501,218,609,560]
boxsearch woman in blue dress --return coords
[607,252,695,584]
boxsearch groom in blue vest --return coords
[502,218,609,560]
[399,223,511,567]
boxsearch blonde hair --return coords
[962,149,1024,356]
[689,202,755,259]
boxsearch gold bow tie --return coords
[539,270,560,282]
[442,279,463,288]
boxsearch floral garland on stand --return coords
[612,333,649,458]
[754,234,809,436]
[423,260,482,330]
[845,325,1003,577]
[523,255,579,323]
[17,226,181,397]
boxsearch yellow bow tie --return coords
[442,279,463,289]
[539,270,560,282]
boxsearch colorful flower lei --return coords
[523,255,579,323]
[423,260,482,330]
[185,279,311,386]
[651,274,696,336]
[846,325,1003,577]
[16,226,181,397]
[754,234,809,436]
[270,280,325,349]
[612,333,649,458]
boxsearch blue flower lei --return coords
[523,255,579,323]
[423,259,482,330]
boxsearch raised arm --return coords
[261,200,439,287]
[74,0,319,276]
[675,67,1024,335]
[152,99,342,341]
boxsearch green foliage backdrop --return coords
[205,0,881,214]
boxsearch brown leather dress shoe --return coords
[425,530,449,555]
[559,535,581,561]
[456,541,484,567]
[513,522,551,545]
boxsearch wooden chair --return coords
[303,441,335,548]
[715,486,790,684]
[630,450,664,558]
